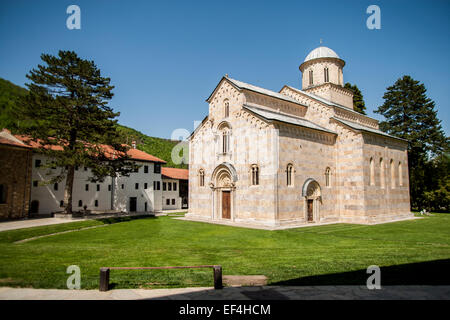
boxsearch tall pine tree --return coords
[17,50,136,214]
[344,83,366,115]
[375,75,449,210]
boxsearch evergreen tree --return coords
[16,50,136,214]
[344,83,366,115]
[374,75,449,210]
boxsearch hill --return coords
[0,78,28,130]
[0,77,187,168]
[115,124,187,168]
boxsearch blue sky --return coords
[1,0,449,138]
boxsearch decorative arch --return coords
[301,178,321,198]
[210,163,238,221]
[301,178,322,223]
[211,162,238,185]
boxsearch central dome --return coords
[304,46,340,62]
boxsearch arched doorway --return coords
[302,179,321,222]
[210,163,237,220]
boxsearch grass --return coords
[0,213,449,289]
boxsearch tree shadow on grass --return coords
[271,259,450,286]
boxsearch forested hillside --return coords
[0,77,187,168]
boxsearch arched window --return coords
[199,169,205,187]
[390,159,395,188]
[286,164,293,186]
[398,162,403,186]
[309,70,314,86]
[222,130,229,154]
[369,157,375,186]
[251,164,259,186]
[224,101,229,118]
[380,158,385,188]
[325,167,331,187]
[324,67,329,83]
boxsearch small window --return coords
[251,165,259,186]
[121,184,124,189]
[144,183,148,189]
[399,162,403,186]
[157,181,160,190]
[135,183,139,190]
[166,199,170,205]
[199,169,205,187]
[390,159,395,189]
[168,182,172,191]
[222,131,229,154]
[224,101,229,118]
[108,185,111,191]
[78,200,83,207]
[95,200,98,207]
[59,200,64,207]
[324,67,329,83]
[54,183,58,191]
[35,159,41,168]
[154,163,161,174]
[325,167,331,187]
[173,183,177,191]
[33,180,38,187]
[369,157,375,186]
[309,70,313,86]
[286,164,293,186]
[144,165,148,173]
[0,184,7,204]
[163,182,167,191]
[172,199,175,205]
[96,184,100,192]
[85,184,89,191]
[380,158,385,188]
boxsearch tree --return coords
[344,83,366,115]
[374,75,449,210]
[16,50,136,214]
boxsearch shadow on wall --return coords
[271,259,450,286]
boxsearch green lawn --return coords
[0,213,449,289]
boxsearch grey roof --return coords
[243,105,336,134]
[210,77,308,108]
[332,117,408,142]
[304,46,340,62]
[282,85,379,121]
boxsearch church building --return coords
[186,46,412,228]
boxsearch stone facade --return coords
[187,46,412,228]
[0,142,32,220]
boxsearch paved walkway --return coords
[178,216,421,231]
[0,218,77,232]
[0,286,448,300]
[0,210,188,233]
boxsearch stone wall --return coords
[0,145,32,219]
[276,124,338,225]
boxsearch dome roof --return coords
[304,46,340,62]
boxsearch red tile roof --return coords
[13,133,166,164]
[162,167,189,180]
[0,136,32,149]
